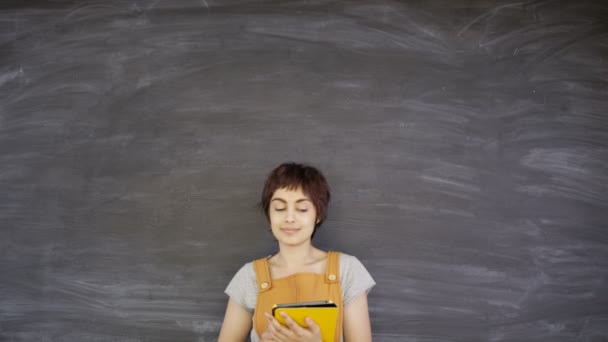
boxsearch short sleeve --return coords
[224,262,257,313]
[340,254,376,306]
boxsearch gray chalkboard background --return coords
[1,0,607,341]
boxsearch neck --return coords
[275,243,318,267]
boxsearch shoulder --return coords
[233,255,273,278]
[337,252,367,271]
[334,252,376,305]
[224,261,258,312]
[226,261,257,287]
[334,252,373,279]
[236,261,256,277]
[337,252,357,263]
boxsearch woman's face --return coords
[269,187,318,247]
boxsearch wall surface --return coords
[1,0,607,341]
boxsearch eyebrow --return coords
[270,198,311,204]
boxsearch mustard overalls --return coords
[252,251,343,342]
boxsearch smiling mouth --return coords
[281,228,300,234]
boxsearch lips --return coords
[281,228,300,234]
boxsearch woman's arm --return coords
[342,293,372,342]
[218,297,253,342]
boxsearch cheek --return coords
[306,210,318,224]
[268,212,279,225]
[269,211,284,226]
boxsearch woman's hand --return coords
[260,312,322,342]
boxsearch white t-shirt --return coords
[225,253,376,342]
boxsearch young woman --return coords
[218,163,375,342]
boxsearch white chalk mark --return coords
[131,3,141,13]
[64,4,122,21]
[421,175,480,193]
[412,23,439,39]
[0,68,23,87]
[527,29,608,68]
[384,7,440,40]
[457,2,525,37]
[146,0,162,10]
[368,27,411,49]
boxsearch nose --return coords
[285,208,296,223]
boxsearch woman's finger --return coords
[305,317,321,335]
[280,312,305,336]
[265,312,292,341]
[260,329,276,342]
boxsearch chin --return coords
[279,238,312,246]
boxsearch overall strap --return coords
[325,251,341,284]
[253,257,272,293]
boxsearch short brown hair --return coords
[261,162,331,238]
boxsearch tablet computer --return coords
[272,300,338,341]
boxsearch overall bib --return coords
[252,251,343,342]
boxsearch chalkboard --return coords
[1,0,607,341]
